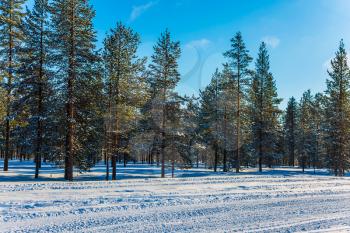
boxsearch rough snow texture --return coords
[1,161,350,232]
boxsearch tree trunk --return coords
[35,19,45,179]
[161,88,166,178]
[65,2,76,181]
[106,152,109,181]
[112,154,117,180]
[4,14,14,172]
[223,106,227,172]
[171,159,174,178]
[214,144,218,172]
[236,66,241,173]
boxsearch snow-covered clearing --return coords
[1,161,350,232]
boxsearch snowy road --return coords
[1,171,350,233]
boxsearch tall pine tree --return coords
[249,42,281,172]
[149,29,181,178]
[284,97,298,167]
[325,40,350,176]
[0,0,25,171]
[20,0,51,178]
[224,32,252,173]
[103,22,147,180]
[51,0,102,180]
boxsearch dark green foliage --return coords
[248,42,282,172]
[324,40,350,176]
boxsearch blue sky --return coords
[27,0,350,107]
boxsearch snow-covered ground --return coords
[1,160,350,232]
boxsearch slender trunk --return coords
[258,131,263,172]
[106,152,109,181]
[65,2,76,181]
[259,74,264,172]
[4,8,14,172]
[214,76,219,173]
[161,88,166,178]
[35,18,45,179]
[112,154,117,180]
[290,111,295,167]
[171,159,174,178]
[214,144,218,172]
[223,106,227,172]
[236,71,241,173]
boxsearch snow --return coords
[1,161,350,232]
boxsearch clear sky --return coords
[27,0,350,107]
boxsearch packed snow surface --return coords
[1,161,350,232]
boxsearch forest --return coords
[1,0,350,181]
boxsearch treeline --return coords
[0,0,349,180]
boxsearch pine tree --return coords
[219,64,236,172]
[198,70,221,172]
[181,95,199,167]
[249,42,282,172]
[297,90,314,172]
[224,32,252,173]
[0,84,6,158]
[0,0,26,171]
[284,97,298,167]
[103,22,147,180]
[50,0,101,180]
[324,40,350,176]
[312,93,326,171]
[149,29,181,178]
[19,0,51,178]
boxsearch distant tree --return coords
[311,93,326,171]
[249,42,282,172]
[224,32,252,173]
[180,95,200,167]
[324,40,350,176]
[198,70,221,172]
[149,29,181,178]
[219,64,236,172]
[297,90,314,172]
[284,97,298,167]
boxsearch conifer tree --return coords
[324,40,350,176]
[0,0,26,171]
[50,0,101,180]
[312,93,326,170]
[224,32,252,172]
[297,90,314,172]
[198,70,221,172]
[249,42,282,172]
[103,22,147,180]
[19,0,51,178]
[284,97,298,167]
[181,95,200,167]
[149,29,181,178]
[219,64,236,172]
